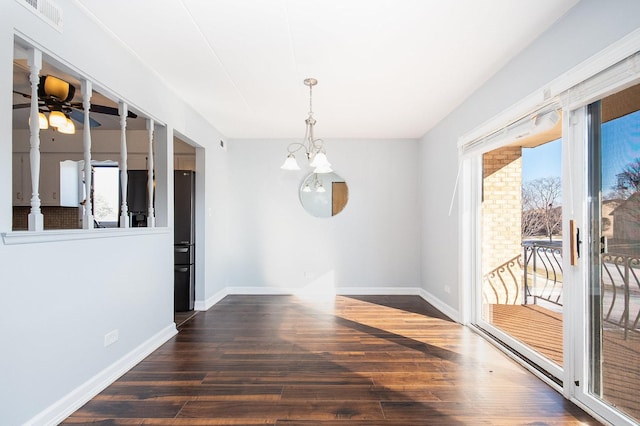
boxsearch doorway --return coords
[173,136,197,324]
[477,111,565,380]
[463,50,640,425]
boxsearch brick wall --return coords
[12,206,81,231]
[482,146,523,304]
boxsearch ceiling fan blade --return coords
[70,103,137,119]
[13,90,31,99]
[69,108,101,128]
[90,103,138,119]
[86,103,118,116]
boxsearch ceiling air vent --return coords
[16,0,64,32]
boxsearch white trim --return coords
[458,27,640,153]
[417,288,461,323]
[225,286,298,295]
[561,52,640,111]
[458,27,640,426]
[469,324,614,426]
[14,0,64,33]
[222,286,428,297]
[337,286,422,296]
[13,32,166,128]
[26,324,177,426]
[2,227,170,245]
[195,286,461,323]
[459,156,481,327]
[469,324,563,391]
[477,318,564,378]
[194,287,228,311]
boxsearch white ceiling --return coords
[75,0,579,139]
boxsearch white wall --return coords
[0,1,229,424]
[419,0,640,314]
[226,138,421,293]
[5,0,639,423]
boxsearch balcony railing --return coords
[483,254,522,305]
[482,241,563,307]
[522,241,563,307]
[602,253,640,339]
[483,241,640,340]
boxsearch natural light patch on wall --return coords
[295,270,336,302]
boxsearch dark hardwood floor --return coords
[64,295,599,425]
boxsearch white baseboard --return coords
[336,286,422,295]
[199,286,460,323]
[417,288,461,323]
[226,286,296,295]
[221,286,425,297]
[28,287,458,426]
[28,323,178,426]
[194,287,229,311]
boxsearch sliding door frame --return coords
[459,30,640,426]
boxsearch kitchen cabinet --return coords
[12,153,79,207]
[12,153,31,206]
[39,155,61,205]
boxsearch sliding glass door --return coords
[477,110,565,381]
[463,50,640,426]
[584,85,640,424]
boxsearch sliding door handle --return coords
[570,220,581,265]
[576,227,581,258]
[600,236,607,254]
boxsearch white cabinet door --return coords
[12,153,31,206]
[39,155,61,206]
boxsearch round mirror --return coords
[299,172,349,217]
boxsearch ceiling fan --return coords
[13,75,138,133]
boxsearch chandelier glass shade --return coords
[280,78,333,174]
[29,112,49,130]
[31,110,76,134]
[57,117,76,134]
[301,173,327,193]
[48,110,67,128]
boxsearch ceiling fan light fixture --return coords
[38,112,48,129]
[57,117,75,135]
[29,112,49,129]
[49,110,67,128]
[41,75,75,102]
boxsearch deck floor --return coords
[489,304,564,365]
[489,303,640,421]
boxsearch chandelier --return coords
[280,78,333,173]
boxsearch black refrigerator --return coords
[174,170,195,312]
